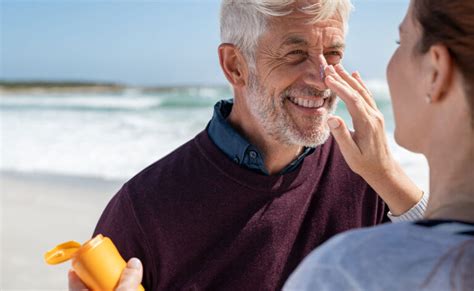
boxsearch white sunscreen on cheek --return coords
[320,64,326,81]
[318,54,328,81]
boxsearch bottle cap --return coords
[44,234,106,265]
[44,241,82,265]
[74,234,104,257]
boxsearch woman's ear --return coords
[426,44,453,102]
[218,44,248,88]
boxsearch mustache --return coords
[282,86,333,99]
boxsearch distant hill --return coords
[0,80,127,94]
[0,80,228,95]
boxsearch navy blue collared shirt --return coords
[206,99,315,175]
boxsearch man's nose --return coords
[301,55,328,91]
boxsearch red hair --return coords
[414,0,474,126]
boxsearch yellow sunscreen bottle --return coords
[44,234,144,291]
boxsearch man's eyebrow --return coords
[280,36,345,50]
[399,24,405,33]
[327,42,345,50]
[281,36,309,47]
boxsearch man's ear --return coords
[218,43,248,88]
[426,44,453,102]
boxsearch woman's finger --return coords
[327,115,361,162]
[351,70,378,109]
[352,71,370,92]
[333,64,378,110]
[324,69,370,126]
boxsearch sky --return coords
[1,0,410,86]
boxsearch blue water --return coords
[0,82,428,191]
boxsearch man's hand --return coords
[322,62,423,216]
[68,258,143,291]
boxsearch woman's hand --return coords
[68,258,143,291]
[324,64,392,178]
[323,62,423,216]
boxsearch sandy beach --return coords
[1,171,125,290]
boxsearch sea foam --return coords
[0,81,428,193]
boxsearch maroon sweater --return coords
[94,130,387,290]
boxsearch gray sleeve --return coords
[283,232,364,291]
[387,191,429,222]
[283,264,362,291]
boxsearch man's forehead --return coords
[268,11,345,33]
[269,18,345,48]
[261,4,346,48]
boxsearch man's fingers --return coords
[327,116,360,162]
[116,258,143,291]
[68,270,89,291]
[69,259,143,291]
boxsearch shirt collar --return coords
[207,99,315,175]
[207,99,251,165]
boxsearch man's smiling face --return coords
[245,10,345,147]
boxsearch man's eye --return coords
[325,51,343,64]
[325,51,343,58]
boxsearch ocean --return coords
[0,81,429,192]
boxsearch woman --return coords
[283,0,474,290]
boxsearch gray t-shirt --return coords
[284,221,474,291]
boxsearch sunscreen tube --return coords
[45,234,145,291]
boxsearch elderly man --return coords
[70,0,427,290]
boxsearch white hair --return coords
[220,0,353,67]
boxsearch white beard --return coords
[246,72,338,147]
